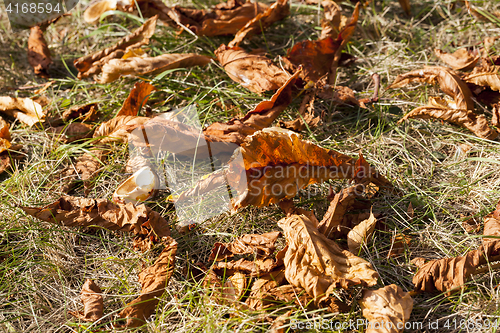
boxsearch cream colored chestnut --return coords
[113,166,158,204]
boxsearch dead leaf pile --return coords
[391,39,500,139]
[412,200,500,295]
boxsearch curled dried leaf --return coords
[231,129,390,209]
[434,48,479,71]
[279,92,320,132]
[387,234,412,258]
[397,96,498,140]
[116,237,177,327]
[347,211,377,254]
[20,195,170,238]
[482,201,500,244]
[204,69,300,144]
[28,26,52,78]
[49,122,94,143]
[229,0,290,47]
[69,279,104,322]
[47,103,99,126]
[412,240,500,294]
[246,269,286,310]
[61,149,107,194]
[0,96,45,127]
[171,1,269,37]
[0,117,11,154]
[359,284,413,333]
[210,231,281,261]
[100,53,212,83]
[74,16,157,79]
[278,214,379,304]
[463,65,500,92]
[318,184,364,239]
[215,44,289,94]
[262,284,350,313]
[214,257,279,277]
[398,0,411,15]
[117,81,157,117]
[388,66,475,111]
[94,115,150,143]
[320,0,342,40]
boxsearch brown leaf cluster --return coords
[74,16,158,79]
[20,195,170,238]
[393,37,500,138]
[390,66,499,139]
[413,200,500,294]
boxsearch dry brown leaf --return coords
[20,195,170,238]
[284,2,359,82]
[117,82,157,117]
[0,96,45,126]
[210,231,281,261]
[320,0,342,40]
[462,216,481,233]
[434,48,479,71]
[229,0,290,47]
[47,103,99,126]
[359,284,413,333]
[100,53,212,83]
[94,115,150,143]
[116,237,177,327]
[0,117,11,154]
[464,0,493,22]
[215,44,289,94]
[482,201,500,244]
[214,257,279,277]
[412,240,500,294]
[269,310,292,333]
[278,214,378,304]
[329,3,359,83]
[69,279,104,322]
[262,284,349,313]
[246,269,286,310]
[463,65,500,92]
[284,0,358,84]
[231,129,391,210]
[387,234,412,258]
[204,69,300,144]
[28,26,52,78]
[279,92,320,132]
[74,16,157,79]
[169,1,269,37]
[49,123,94,143]
[347,211,377,254]
[397,96,498,140]
[398,0,411,15]
[61,149,108,194]
[0,154,10,175]
[493,104,500,127]
[318,184,364,239]
[389,66,474,111]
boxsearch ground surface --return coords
[1,0,500,332]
